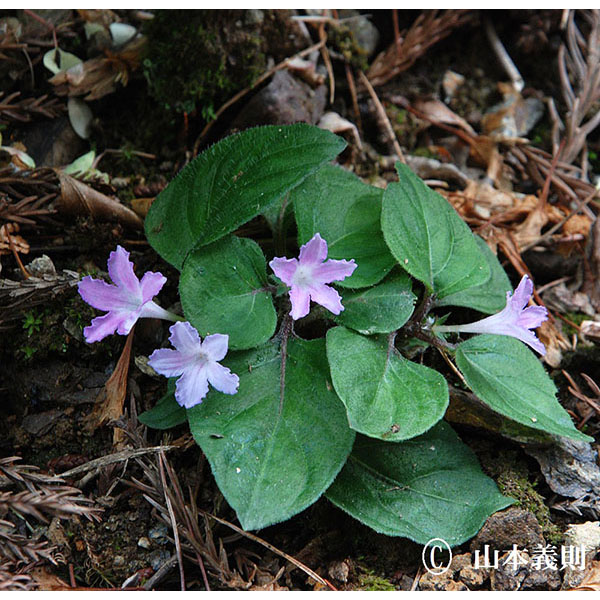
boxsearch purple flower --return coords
[148,321,239,409]
[436,275,548,355]
[269,233,357,320]
[78,245,177,343]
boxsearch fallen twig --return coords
[358,71,405,162]
[57,445,178,479]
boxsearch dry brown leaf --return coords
[571,560,600,591]
[581,320,600,342]
[318,111,362,149]
[537,319,570,368]
[413,98,476,136]
[0,223,29,255]
[481,83,544,140]
[49,36,145,101]
[29,567,71,591]
[56,170,143,230]
[513,203,549,249]
[87,328,134,447]
[130,196,154,219]
[563,213,593,239]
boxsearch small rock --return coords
[328,560,350,583]
[138,537,151,550]
[148,549,171,572]
[452,554,487,588]
[26,255,57,278]
[21,410,64,435]
[113,555,126,567]
[490,549,561,591]
[419,553,486,591]
[470,507,544,553]
[229,70,327,130]
[562,521,600,589]
[338,10,380,57]
[526,439,600,499]
[149,523,169,545]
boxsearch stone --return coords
[490,549,561,591]
[328,560,350,583]
[470,507,544,554]
[562,521,600,589]
[137,537,151,550]
[229,70,327,130]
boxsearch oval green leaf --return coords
[294,164,396,288]
[381,163,489,298]
[436,236,511,314]
[325,422,514,546]
[455,334,592,442]
[187,337,355,531]
[146,124,346,269]
[138,379,187,430]
[326,327,448,441]
[336,270,416,334]
[180,236,276,350]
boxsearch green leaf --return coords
[294,164,396,288]
[146,124,346,269]
[381,163,489,298]
[336,270,416,334]
[436,236,511,314]
[326,422,514,545]
[326,327,448,441]
[180,236,276,350]
[187,338,355,530]
[138,380,186,430]
[455,335,593,442]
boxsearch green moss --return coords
[142,10,266,117]
[358,569,396,591]
[328,22,368,70]
[487,450,563,546]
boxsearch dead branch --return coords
[0,91,65,125]
[555,10,600,167]
[0,457,101,523]
[0,563,34,591]
[366,10,473,87]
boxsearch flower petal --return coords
[140,271,167,303]
[312,258,357,284]
[513,328,547,356]
[174,366,209,409]
[511,275,534,311]
[148,348,187,377]
[289,285,311,320]
[309,283,344,315]
[201,333,229,362]
[517,305,548,329]
[107,245,142,298]
[168,321,202,356]
[298,233,328,266]
[83,312,123,343]
[269,257,298,286]
[78,276,132,311]
[115,309,141,335]
[206,362,239,395]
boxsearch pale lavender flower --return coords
[78,245,178,343]
[435,275,548,355]
[148,321,239,409]
[269,233,357,320]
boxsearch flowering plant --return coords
[80,124,591,546]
